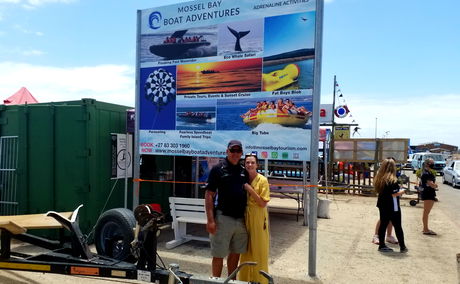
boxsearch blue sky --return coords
[0,0,458,146]
[264,11,315,57]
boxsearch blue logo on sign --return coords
[149,11,162,29]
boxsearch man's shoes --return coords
[372,235,379,245]
[378,246,393,252]
[400,247,408,253]
[386,235,399,244]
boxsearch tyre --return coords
[409,200,417,206]
[94,208,136,260]
[442,175,447,184]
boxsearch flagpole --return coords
[328,75,336,185]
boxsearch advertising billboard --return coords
[137,0,319,161]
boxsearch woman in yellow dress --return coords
[238,154,270,284]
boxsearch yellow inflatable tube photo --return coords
[262,63,300,92]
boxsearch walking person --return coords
[238,154,270,284]
[372,220,398,245]
[205,140,248,279]
[374,158,408,253]
[420,158,438,235]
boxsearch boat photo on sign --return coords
[177,58,262,94]
[176,99,216,130]
[140,26,218,62]
[218,96,312,130]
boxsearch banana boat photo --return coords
[262,63,300,92]
[241,98,312,128]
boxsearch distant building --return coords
[413,142,458,154]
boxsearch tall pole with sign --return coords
[308,0,324,277]
[133,10,142,209]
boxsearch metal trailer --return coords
[0,204,273,284]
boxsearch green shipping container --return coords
[0,99,133,234]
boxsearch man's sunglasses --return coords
[229,148,243,153]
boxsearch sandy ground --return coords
[1,174,459,284]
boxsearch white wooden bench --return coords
[166,197,209,249]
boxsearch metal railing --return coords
[0,136,19,215]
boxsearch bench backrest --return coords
[169,197,206,220]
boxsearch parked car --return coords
[442,160,460,188]
[404,153,414,169]
[411,152,446,175]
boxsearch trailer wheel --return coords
[409,200,417,206]
[94,208,136,261]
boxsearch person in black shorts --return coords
[204,140,248,279]
[420,158,438,235]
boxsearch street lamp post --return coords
[374,117,377,139]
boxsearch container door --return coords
[54,106,89,212]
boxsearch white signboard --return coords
[111,134,133,179]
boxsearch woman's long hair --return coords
[374,158,398,193]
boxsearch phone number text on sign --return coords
[140,142,191,153]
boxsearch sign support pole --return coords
[133,10,141,209]
[308,0,324,278]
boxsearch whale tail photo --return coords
[227,26,250,52]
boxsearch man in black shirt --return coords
[205,140,248,279]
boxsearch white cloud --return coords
[0,61,135,107]
[13,24,44,36]
[27,0,74,4]
[0,0,21,3]
[0,0,74,8]
[21,49,44,56]
[0,46,44,57]
[332,93,459,147]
